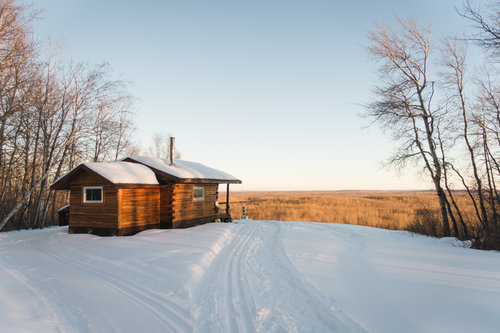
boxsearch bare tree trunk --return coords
[25,111,41,227]
[445,184,468,238]
[0,174,47,231]
[482,124,500,237]
[0,121,21,204]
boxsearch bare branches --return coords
[366,10,500,247]
[459,0,500,56]
[0,0,36,123]
[0,1,136,231]
[367,17,431,88]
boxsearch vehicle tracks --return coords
[32,232,194,332]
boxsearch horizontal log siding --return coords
[172,184,218,227]
[118,188,160,229]
[69,173,118,229]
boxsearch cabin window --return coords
[193,186,205,201]
[83,186,103,203]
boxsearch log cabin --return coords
[51,155,241,236]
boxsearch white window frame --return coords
[83,186,103,203]
[193,186,205,201]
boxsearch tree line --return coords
[366,1,500,249]
[0,0,136,231]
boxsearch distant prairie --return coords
[226,190,478,238]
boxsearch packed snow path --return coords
[1,220,500,332]
[193,221,362,332]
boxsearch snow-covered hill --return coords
[1,220,499,332]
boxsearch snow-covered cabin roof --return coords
[124,156,241,184]
[51,157,241,190]
[51,161,159,190]
[85,162,159,184]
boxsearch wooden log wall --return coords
[171,184,218,226]
[69,173,118,229]
[118,188,160,229]
[68,169,221,233]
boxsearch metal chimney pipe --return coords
[169,137,175,166]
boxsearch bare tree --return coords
[0,0,36,122]
[0,59,136,231]
[146,132,181,160]
[439,40,489,238]
[0,1,138,231]
[366,17,452,236]
[456,0,500,247]
[473,70,500,246]
[85,78,134,162]
[0,0,37,227]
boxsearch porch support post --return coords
[226,183,230,216]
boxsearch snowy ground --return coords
[1,220,499,333]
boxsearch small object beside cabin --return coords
[58,205,70,226]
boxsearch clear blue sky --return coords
[32,0,485,191]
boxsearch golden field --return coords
[222,191,479,237]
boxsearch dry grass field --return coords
[222,191,480,237]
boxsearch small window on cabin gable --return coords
[83,186,103,203]
[193,186,205,201]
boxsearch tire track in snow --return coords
[195,221,258,332]
[277,223,364,332]
[1,232,116,333]
[31,232,194,333]
[195,220,366,332]
[225,222,257,333]
[241,221,367,332]
[2,267,83,333]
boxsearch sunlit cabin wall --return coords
[69,173,119,234]
[117,187,160,234]
[171,183,219,228]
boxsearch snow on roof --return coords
[126,156,240,183]
[84,161,159,185]
[58,205,69,212]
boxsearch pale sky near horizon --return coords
[32,0,488,191]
